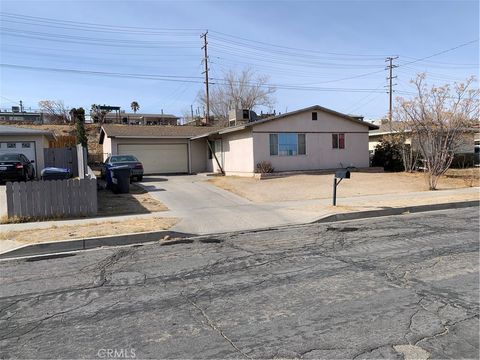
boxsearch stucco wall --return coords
[0,134,48,176]
[252,110,370,171]
[190,139,207,173]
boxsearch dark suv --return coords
[0,153,35,182]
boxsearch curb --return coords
[314,199,480,223]
[0,200,478,261]
[0,230,192,260]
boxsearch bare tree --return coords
[90,104,111,124]
[396,74,479,189]
[38,100,70,123]
[198,68,276,122]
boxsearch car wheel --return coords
[23,171,29,182]
[137,176,143,182]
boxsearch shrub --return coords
[255,161,274,173]
[371,139,404,172]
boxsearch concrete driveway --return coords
[139,175,316,235]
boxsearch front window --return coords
[270,133,306,156]
[332,133,345,149]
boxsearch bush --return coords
[255,161,274,173]
[371,139,404,172]
[450,153,477,168]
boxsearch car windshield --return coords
[110,155,138,163]
[0,154,21,161]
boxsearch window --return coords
[312,112,318,120]
[22,142,31,148]
[7,143,16,148]
[269,134,278,155]
[270,133,306,156]
[332,133,345,149]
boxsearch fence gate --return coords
[44,147,79,177]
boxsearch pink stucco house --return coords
[100,105,378,176]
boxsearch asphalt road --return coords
[0,208,478,359]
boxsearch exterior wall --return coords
[206,130,254,176]
[190,138,208,173]
[222,130,254,176]
[0,134,49,176]
[102,136,112,161]
[252,111,370,171]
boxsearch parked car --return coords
[0,153,35,182]
[101,155,144,181]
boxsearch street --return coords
[0,207,478,359]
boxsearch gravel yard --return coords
[209,170,480,203]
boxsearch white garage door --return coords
[118,143,188,174]
[0,141,36,172]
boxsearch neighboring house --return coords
[104,112,179,126]
[0,109,44,124]
[0,125,55,175]
[99,105,377,176]
[369,120,480,156]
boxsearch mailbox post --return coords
[333,169,350,206]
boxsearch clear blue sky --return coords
[0,0,478,120]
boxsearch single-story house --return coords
[99,105,378,176]
[0,125,55,175]
[369,120,480,155]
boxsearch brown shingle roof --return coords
[99,124,223,143]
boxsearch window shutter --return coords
[339,133,345,149]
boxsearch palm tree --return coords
[130,101,140,114]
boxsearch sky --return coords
[0,0,478,121]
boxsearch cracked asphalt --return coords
[0,207,478,359]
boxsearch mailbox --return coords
[335,169,350,179]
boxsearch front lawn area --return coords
[0,217,178,244]
[209,169,480,203]
[97,183,168,216]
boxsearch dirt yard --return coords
[97,184,168,216]
[209,169,480,203]
[0,217,178,244]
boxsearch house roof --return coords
[105,113,179,119]
[99,124,223,144]
[191,105,378,139]
[369,121,410,136]
[0,125,55,140]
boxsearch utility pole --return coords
[385,56,398,132]
[201,31,210,124]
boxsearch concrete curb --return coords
[314,199,480,223]
[0,230,192,260]
[0,200,478,261]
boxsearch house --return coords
[104,112,179,126]
[0,125,55,175]
[99,105,377,176]
[369,120,480,156]
[0,109,44,124]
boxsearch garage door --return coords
[0,141,37,173]
[118,143,188,174]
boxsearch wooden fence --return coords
[5,178,97,219]
[44,147,79,177]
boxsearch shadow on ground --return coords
[97,184,168,216]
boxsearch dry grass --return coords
[209,170,480,203]
[97,184,168,216]
[0,217,178,244]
